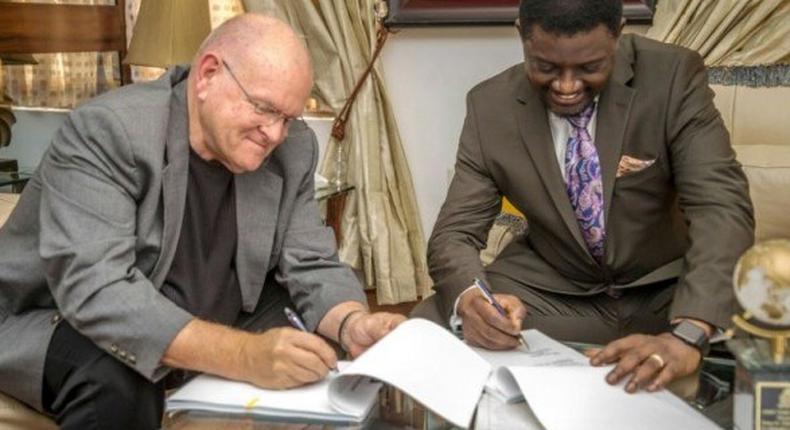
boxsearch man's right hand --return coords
[457,290,526,350]
[163,319,338,391]
[239,327,338,389]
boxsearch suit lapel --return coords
[235,162,282,312]
[151,74,190,288]
[514,80,590,255]
[596,43,635,251]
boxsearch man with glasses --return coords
[0,13,403,430]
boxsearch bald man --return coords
[0,14,403,429]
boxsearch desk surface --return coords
[163,354,734,430]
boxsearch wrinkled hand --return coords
[240,327,338,389]
[458,290,526,350]
[341,312,406,358]
[588,333,702,393]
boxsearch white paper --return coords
[474,392,546,430]
[330,318,491,429]
[166,361,380,424]
[472,329,588,402]
[505,366,722,430]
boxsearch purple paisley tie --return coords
[564,103,605,261]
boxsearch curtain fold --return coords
[245,0,431,304]
[646,0,790,68]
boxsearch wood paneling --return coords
[0,3,126,53]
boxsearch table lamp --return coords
[124,0,211,68]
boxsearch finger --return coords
[591,335,645,366]
[472,296,521,336]
[464,310,521,350]
[583,348,601,359]
[647,363,676,392]
[497,295,527,333]
[275,347,330,386]
[606,348,649,385]
[625,354,665,393]
[288,330,338,370]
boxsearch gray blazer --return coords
[428,35,754,328]
[0,66,364,411]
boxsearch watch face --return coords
[673,321,707,347]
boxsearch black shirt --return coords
[161,148,242,325]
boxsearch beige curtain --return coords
[646,0,790,67]
[245,0,431,304]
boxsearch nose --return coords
[258,119,288,145]
[551,70,582,94]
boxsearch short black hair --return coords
[518,0,622,39]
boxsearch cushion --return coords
[734,144,790,241]
[0,193,20,227]
[0,391,56,430]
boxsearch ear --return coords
[193,53,222,102]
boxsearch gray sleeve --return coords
[275,128,366,331]
[38,105,193,381]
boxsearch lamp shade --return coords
[124,0,211,68]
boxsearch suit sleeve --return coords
[427,93,503,318]
[275,126,366,331]
[666,51,755,329]
[38,105,193,381]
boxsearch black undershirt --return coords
[161,148,242,325]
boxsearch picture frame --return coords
[385,0,655,27]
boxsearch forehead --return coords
[524,24,616,65]
[233,58,312,115]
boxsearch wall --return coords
[380,26,524,237]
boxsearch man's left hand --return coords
[588,333,702,393]
[341,312,406,358]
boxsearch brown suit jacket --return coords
[427,34,754,329]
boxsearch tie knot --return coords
[565,102,595,130]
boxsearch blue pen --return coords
[284,307,338,371]
[473,278,530,351]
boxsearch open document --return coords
[472,329,588,403]
[167,319,720,429]
[166,362,381,424]
[167,318,492,428]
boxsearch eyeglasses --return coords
[221,59,299,127]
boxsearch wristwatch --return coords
[670,320,710,356]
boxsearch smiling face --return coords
[522,23,618,116]
[187,15,313,174]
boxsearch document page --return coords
[505,366,721,430]
[166,361,381,424]
[472,329,588,402]
[329,318,491,429]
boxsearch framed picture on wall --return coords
[385,0,655,27]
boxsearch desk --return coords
[163,353,735,429]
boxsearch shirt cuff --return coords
[449,284,478,336]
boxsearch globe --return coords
[734,239,790,327]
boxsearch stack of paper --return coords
[166,363,381,424]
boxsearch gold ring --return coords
[647,353,666,368]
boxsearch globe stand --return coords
[727,316,790,430]
[731,312,790,364]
